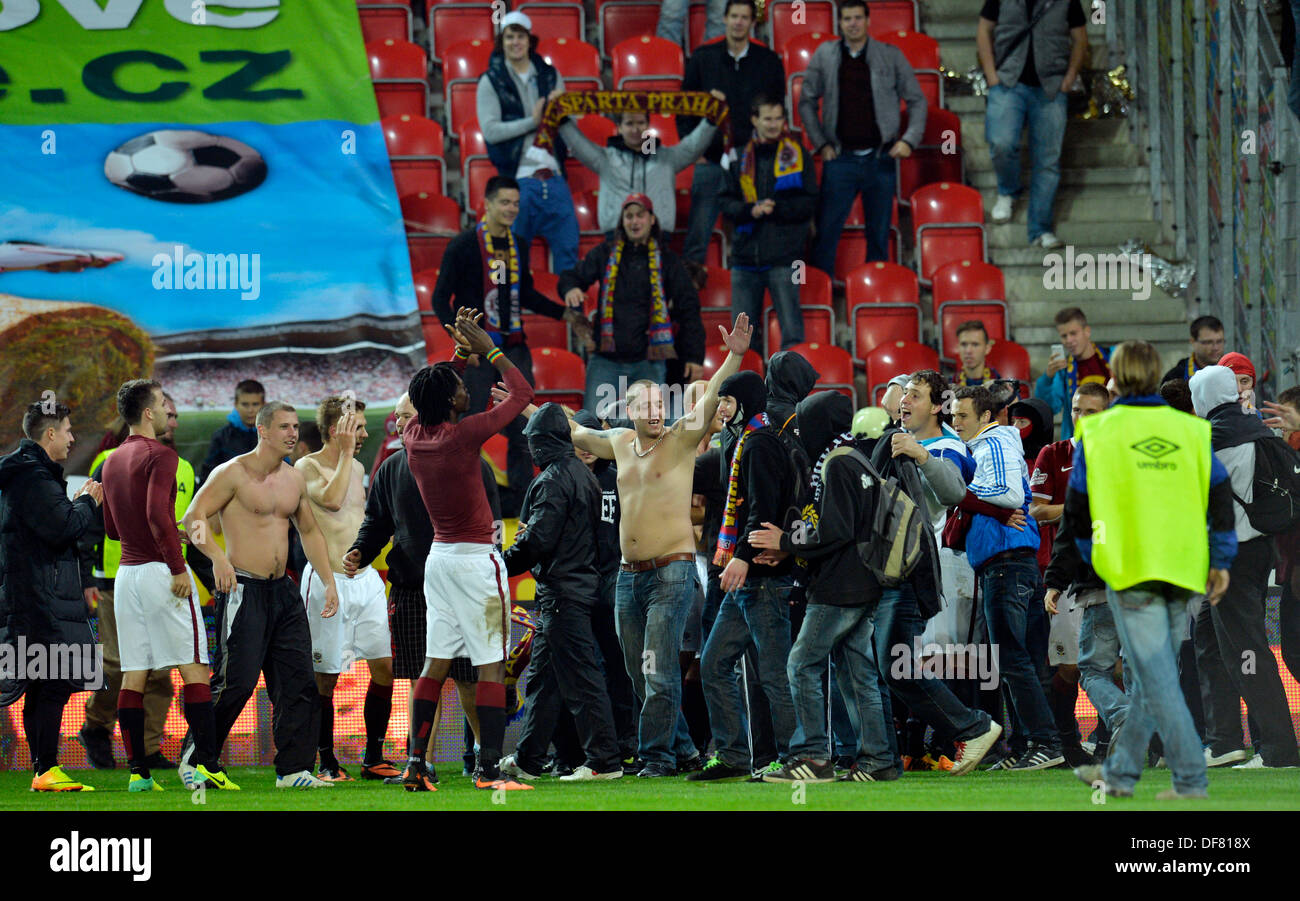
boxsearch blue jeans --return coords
[1078,598,1129,733]
[514,175,579,274]
[875,583,992,742]
[1102,585,1208,795]
[979,555,1058,749]
[700,574,801,768]
[811,151,896,276]
[787,603,893,770]
[683,160,727,264]
[731,265,804,351]
[656,0,725,44]
[984,82,1067,241]
[615,560,700,767]
[583,355,666,419]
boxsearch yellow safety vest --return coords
[91,447,195,581]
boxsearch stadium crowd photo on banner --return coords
[0,0,1298,880]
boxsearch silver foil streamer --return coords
[1119,239,1196,297]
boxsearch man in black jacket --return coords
[558,194,706,416]
[721,95,818,354]
[690,372,800,781]
[0,402,104,791]
[199,379,263,485]
[765,351,820,433]
[749,391,897,783]
[501,404,623,781]
[677,0,786,265]
[431,174,587,516]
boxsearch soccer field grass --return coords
[3,766,1299,812]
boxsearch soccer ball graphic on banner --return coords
[104,130,267,203]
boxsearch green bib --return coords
[92,447,195,581]
[1078,404,1211,593]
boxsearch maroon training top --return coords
[405,361,534,545]
[102,434,186,575]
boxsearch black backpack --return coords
[820,446,927,588]
[1234,435,1300,533]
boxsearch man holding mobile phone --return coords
[1034,307,1112,441]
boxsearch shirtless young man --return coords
[568,314,753,777]
[180,402,341,789]
[296,397,398,783]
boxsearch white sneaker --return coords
[275,770,335,789]
[1037,231,1064,249]
[991,194,1014,223]
[1080,741,1097,756]
[499,754,541,781]
[178,736,199,790]
[1231,753,1294,769]
[1205,746,1253,767]
[950,720,1003,776]
[558,765,624,782]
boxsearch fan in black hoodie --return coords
[501,404,623,780]
[748,391,898,783]
[690,372,800,781]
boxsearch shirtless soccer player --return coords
[297,397,398,782]
[568,314,753,778]
[101,380,235,792]
[402,308,535,792]
[180,402,341,789]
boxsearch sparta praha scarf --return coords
[535,91,732,155]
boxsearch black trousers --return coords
[514,602,622,772]
[24,680,75,773]
[207,575,320,776]
[1278,578,1300,683]
[1195,536,1300,766]
[595,572,638,758]
[461,341,534,517]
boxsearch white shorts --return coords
[922,547,978,647]
[303,563,392,674]
[424,542,510,667]
[1047,588,1085,666]
[115,562,206,671]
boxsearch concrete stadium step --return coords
[985,218,1163,248]
[972,184,1154,223]
[967,166,1148,189]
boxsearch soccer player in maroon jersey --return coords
[401,308,535,791]
[100,380,236,792]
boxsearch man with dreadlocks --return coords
[558,193,706,416]
[400,308,535,792]
[688,371,801,781]
[720,93,818,354]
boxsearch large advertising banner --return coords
[0,0,419,441]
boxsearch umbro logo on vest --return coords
[1131,436,1179,460]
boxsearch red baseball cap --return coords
[1218,351,1256,382]
[621,193,654,213]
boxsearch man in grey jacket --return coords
[976,0,1088,249]
[558,97,722,235]
[800,0,926,275]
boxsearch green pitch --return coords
[2,767,1298,811]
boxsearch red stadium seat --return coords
[987,339,1031,386]
[401,192,461,233]
[877,30,943,108]
[518,2,585,41]
[523,313,570,350]
[611,36,685,91]
[532,347,587,409]
[442,38,493,83]
[687,1,709,50]
[367,39,429,117]
[911,182,986,285]
[359,4,412,43]
[845,261,919,307]
[463,155,495,218]
[578,232,608,261]
[421,311,456,363]
[867,0,919,36]
[782,30,835,77]
[702,342,765,380]
[539,38,604,92]
[700,267,732,309]
[864,340,939,402]
[566,158,603,196]
[413,268,439,312]
[851,303,921,362]
[427,1,495,63]
[768,0,836,55]
[383,115,446,198]
[896,108,963,206]
[930,259,1005,324]
[766,307,834,358]
[456,122,487,157]
[788,72,806,133]
[799,265,833,308]
[600,2,661,59]
[445,78,481,134]
[573,112,618,145]
[667,230,725,270]
[572,190,601,233]
[788,341,854,403]
[534,270,597,320]
[645,113,679,145]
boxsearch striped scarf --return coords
[713,412,770,567]
[477,220,522,345]
[736,133,804,236]
[954,366,998,387]
[798,430,855,536]
[599,237,676,360]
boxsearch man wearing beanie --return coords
[1217,351,1258,413]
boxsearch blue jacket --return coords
[1066,395,1238,571]
[1033,344,1113,441]
[965,423,1040,569]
